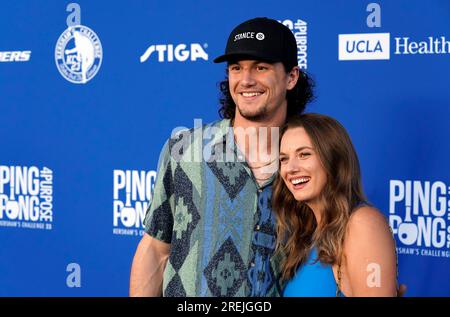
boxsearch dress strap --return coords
[336,261,342,297]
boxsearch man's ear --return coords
[287,66,300,90]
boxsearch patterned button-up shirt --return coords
[144,119,281,296]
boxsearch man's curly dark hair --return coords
[218,65,315,119]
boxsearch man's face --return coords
[228,60,298,122]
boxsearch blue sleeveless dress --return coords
[283,247,345,297]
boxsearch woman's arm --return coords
[343,206,397,297]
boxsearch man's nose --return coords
[240,69,256,86]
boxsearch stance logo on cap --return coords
[233,31,265,41]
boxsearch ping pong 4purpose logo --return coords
[0,165,53,230]
[389,179,450,258]
[113,169,156,236]
[279,18,308,70]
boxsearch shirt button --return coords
[258,189,263,193]
[250,262,255,267]
[255,225,260,231]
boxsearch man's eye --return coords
[256,66,268,71]
[229,65,240,71]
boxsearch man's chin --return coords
[237,108,267,122]
[241,114,268,122]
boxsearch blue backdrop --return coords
[1,0,449,296]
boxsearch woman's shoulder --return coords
[344,205,393,251]
[347,205,389,232]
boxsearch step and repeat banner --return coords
[1,1,449,296]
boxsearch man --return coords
[129,17,314,297]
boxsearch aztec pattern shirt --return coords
[144,119,282,297]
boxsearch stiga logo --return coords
[280,18,308,69]
[338,33,390,60]
[113,169,156,236]
[0,166,53,230]
[389,180,450,258]
[140,43,208,63]
[0,51,31,62]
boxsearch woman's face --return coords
[279,127,328,209]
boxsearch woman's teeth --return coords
[291,177,310,185]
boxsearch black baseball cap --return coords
[214,17,298,69]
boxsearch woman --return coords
[272,113,398,297]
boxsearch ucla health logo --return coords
[0,165,53,230]
[338,5,450,61]
[55,25,102,84]
[389,180,450,258]
[339,33,450,61]
[339,33,390,61]
[113,169,156,236]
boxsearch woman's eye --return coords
[299,152,311,158]
[279,157,287,163]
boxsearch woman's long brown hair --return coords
[272,113,367,281]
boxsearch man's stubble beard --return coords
[236,103,269,122]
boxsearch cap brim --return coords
[213,52,278,64]
[213,54,232,63]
